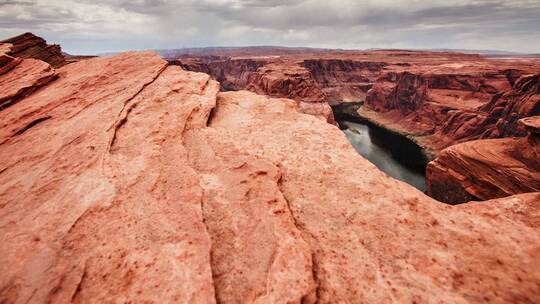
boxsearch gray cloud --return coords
[0,0,539,54]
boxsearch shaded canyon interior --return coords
[1,32,540,303]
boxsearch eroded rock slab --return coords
[0,52,217,303]
[185,90,540,303]
[186,129,316,302]
[0,57,57,110]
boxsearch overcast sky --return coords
[1,0,539,54]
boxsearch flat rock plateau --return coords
[1,33,539,303]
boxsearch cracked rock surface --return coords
[1,51,539,303]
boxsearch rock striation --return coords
[362,68,540,153]
[427,116,540,204]
[479,73,540,137]
[0,50,218,303]
[1,32,66,67]
[0,56,57,111]
[1,41,540,303]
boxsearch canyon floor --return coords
[0,33,539,303]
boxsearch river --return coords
[339,120,428,191]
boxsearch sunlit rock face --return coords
[1,35,540,303]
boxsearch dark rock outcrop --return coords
[1,32,66,67]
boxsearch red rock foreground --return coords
[1,49,540,303]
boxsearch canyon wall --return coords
[1,42,540,303]
[172,51,540,153]
[424,72,540,203]
[479,73,540,137]
[362,67,540,152]
[169,57,335,123]
[427,116,540,203]
[299,59,385,103]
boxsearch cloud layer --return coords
[1,0,539,54]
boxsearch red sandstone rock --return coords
[362,68,530,150]
[185,90,540,302]
[300,59,385,103]
[0,53,22,75]
[424,75,540,203]
[1,33,66,67]
[185,96,316,301]
[0,56,57,110]
[0,52,217,303]
[480,74,540,137]
[520,115,540,134]
[427,116,540,203]
[171,57,335,123]
[244,63,326,103]
[1,47,540,303]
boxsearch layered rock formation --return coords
[362,66,540,153]
[479,73,540,137]
[427,116,540,203]
[170,56,334,123]
[170,49,540,153]
[424,72,540,203]
[300,59,385,103]
[1,32,66,67]
[0,53,57,110]
[1,42,540,303]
